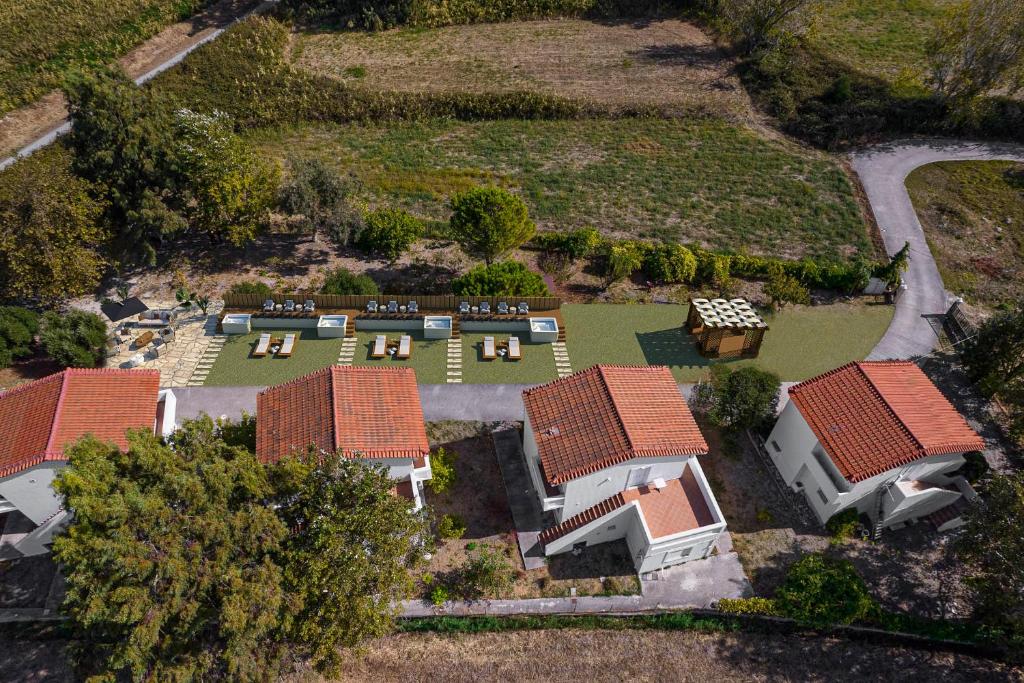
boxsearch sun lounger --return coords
[371,334,387,358]
[479,301,491,314]
[254,333,271,357]
[483,336,496,360]
[303,299,315,313]
[367,300,378,313]
[507,336,521,360]
[397,335,412,359]
[497,301,509,315]
[263,299,275,312]
[407,300,418,313]
[459,301,470,314]
[387,300,398,314]
[284,300,296,312]
[278,333,296,357]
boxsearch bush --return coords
[825,508,860,543]
[532,227,603,259]
[278,157,363,244]
[710,366,781,433]
[429,585,449,606]
[449,186,535,264]
[775,554,874,628]
[356,207,423,262]
[451,261,549,297]
[437,514,467,540]
[606,240,648,282]
[717,597,779,616]
[458,546,515,600]
[427,447,456,494]
[320,267,379,295]
[226,280,272,298]
[764,268,810,309]
[40,309,107,368]
[0,307,40,369]
[644,243,698,284]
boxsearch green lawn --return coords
[563,302,893,382]
[251,119,869,259]
[458,333,558,384]
[350,330,449,384]
[811,0,954,77]
[202,329,344,386]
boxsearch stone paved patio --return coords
[106,301,224,387]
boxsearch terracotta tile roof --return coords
[539,470,715,547]
[256,366,429,464]
[0,369,161,478]
[523,365,707,485]
[789,361,984,483]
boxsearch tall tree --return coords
[0,149,107,304]
[710,365,781,432]
[960,305,1024,397]
[449,186,535,265]
[927,0,1024,104]
[719,0,818,54]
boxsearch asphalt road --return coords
[851,139,1024,360]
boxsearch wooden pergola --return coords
[685,298,768,359]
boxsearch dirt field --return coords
[291,19,757,123]
[316,629,1018,682]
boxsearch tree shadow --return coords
[428,434,515,540]
[627,43,724,69]
[0,551,57,609]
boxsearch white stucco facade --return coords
[367,456,432,510]
[766,400,971,528]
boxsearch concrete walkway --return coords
[491,426,547,570]
[852,139,1024,360]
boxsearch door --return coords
[627,465,652,488]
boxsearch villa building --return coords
[523,365,726,573]
[766,361,985,533]
[0,368,174,557]
[255,366,432,508]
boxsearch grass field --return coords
[563,302,893,382]
[907,160,1024,311]
[292,18,751,118]
[811,0,954,77]
[253,119,868,258]
[0,0,208,115]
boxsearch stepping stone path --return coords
[337,336,359,366]
[552,342,572,378]
[446,338,462,383]
[187,334,227,386]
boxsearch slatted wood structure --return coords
[222,293,562,311]
[685,297,768,359]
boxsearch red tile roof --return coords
[789,361,984,483]
[256,366,429,464]
[539,470,715,547]
[0,369,161,478]
[523,365,707,485]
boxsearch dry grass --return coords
[291,19,756,122]
[305,629,1017,682]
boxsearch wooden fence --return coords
[222,293,562,311]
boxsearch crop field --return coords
[291,18,753,119]
[0,0,207,115]
[254,119,869,259]
[810,0,954,77]
[907,160,1024,311]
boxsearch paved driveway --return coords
[852,139,1024,360]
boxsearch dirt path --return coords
[0,0,264,160]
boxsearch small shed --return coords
[685,298,768,359]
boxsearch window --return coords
[771,440,781,453]
[607,525,617,531]
[816,488,828,505]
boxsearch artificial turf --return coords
[457,332,558,385]
[202,328,344,386]
[349,330,449,384]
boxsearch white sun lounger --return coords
[507,336,521,361]
[483,336,496,360]
[372,334,387,358]
[397,335,412,359]
[253,333,271,357]
[278,333,296,357]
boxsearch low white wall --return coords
[460,320,530,332]
[355,319,422,331]
[252,317,318,329]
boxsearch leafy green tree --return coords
[644,243,698,283]
[356,207,423,262]
[273,453,429,675]
[278,157,363,245]
[320,266,379,295]
[457,546,514,600]
[960,304,1024,397]
[174,110,281,246]
[0,149,108,304]
[775,553,874,627]
[719,0,818,53]
[438,514,466,540]
[764,269,810,310]
[0,307,40,368]
[875,240,910,289]
[451,261,549,297]
[449,186,535,264]
[710,365,781,432]
[426,447,456,494]
[53,424,289,681]
[39,309,107,368]
[606,241,647,282]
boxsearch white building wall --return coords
[0,464,64,525]
[559,456,688,523]
[637,525,724,574]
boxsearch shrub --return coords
[0,307,40,369]
[458,546,515,600]
[532,227,603,259]
[449,186,536,264]
[427,447,456,494]
[764,268,810,309]
[430,585,449,606]
[40,309,107,368]
[320,267,379,295]
[710,366,781,433]
[438,514,467,540]
[606,241,647,282]
[717,597,779,616]
[644,244,698,284]
[356,207,423,262]
[278,157,363,244]
[226,280,273,298]
[825,508,860,543]
[775,554,874,627]
[451,261,549,297]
